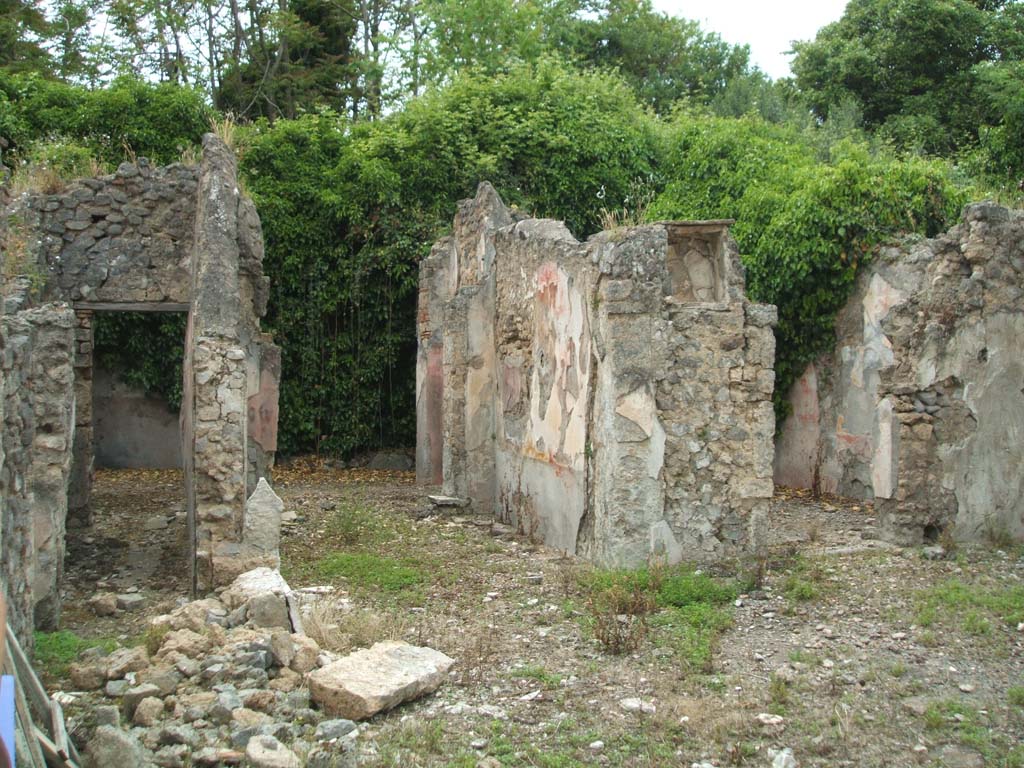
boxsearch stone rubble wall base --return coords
[0,305,76,650]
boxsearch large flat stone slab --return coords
[307,641,455,719]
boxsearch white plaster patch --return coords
[615,389,655,438]
[871,396,896,499]
[649,521,683,565]
[647,416,666,480]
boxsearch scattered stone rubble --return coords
[63,568,454,767]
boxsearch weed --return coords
[587,585,650,655]
[510,664,562,689]
[889,662,907,678]
[984,521,1015,550]
[783,576,819,602]
[918,629,939,646]
[806,519,822,543]
[2,214,45,295]
[305,601,407,653]
[1008,686,1024,708]
[658,570,738,608]
[789,649,818,665]
[211,114,237,149]
[313,552,423,592]
[329,502,388,546]
[33,630,118,679]
[769,673,790,707]
[963,609,992,636]
[143,623,171,656]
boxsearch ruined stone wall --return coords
[27,160,198,304]
[419,183,777,567]
[0,303,75,648]
[774,203,1024,544]
[1,134,283,633]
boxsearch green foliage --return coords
[914,578,1024,630]
[0,73,211,168]
[562,0,751,113]
[33,630,117,679]
[241,60,659,455]
[93,313,187,410]
[651,116,968,421]
[649,601,733,671]
[314,552,424,591]
[791,0,1024,176]
[578,563,738,662]
[657,569,739,608]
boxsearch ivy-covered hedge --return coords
[650,116,970,420]
[1,70,977,454]
[0,72,211,168]
[240,59,661,454]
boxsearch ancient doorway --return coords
[64,307,194,615]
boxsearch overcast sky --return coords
[652,0,851,79]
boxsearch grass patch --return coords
[577,564,739,659]
[783,575,819,602]
[1009,686,1024,709]
[509,664,562,689]
[33,630,118,679]
[650,602,733,671]
[314,552,424,592]
[914,579,1024,632]
[924,698,1024,767]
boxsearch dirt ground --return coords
[58,464,1024,768]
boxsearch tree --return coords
[562,0,750,112]
[0,0,53,72]
[216,0,360,120]
[792,0,1024,154]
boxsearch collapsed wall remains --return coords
[775,203,1024,544]
[418,183,777,567]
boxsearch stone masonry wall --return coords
[774,203,1024,545]
[0,303,75,648]
[419,183,777,567]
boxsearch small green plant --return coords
[769,672,790,707]
[33,630,118,679]
[889,662,907,678]
[2,214,46,296]
[1008,686,1024,709]
[783,575,819,602]
[510,664,562,689]
[314,552,424,592]
[329,502,388,546]
[962,609,992,636]
[144,623,172,655]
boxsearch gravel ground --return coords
[56,464,1024,768]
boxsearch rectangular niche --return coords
[665,223,730,303]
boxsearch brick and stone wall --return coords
[774,203,1024,545]
[419,183,777,567]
